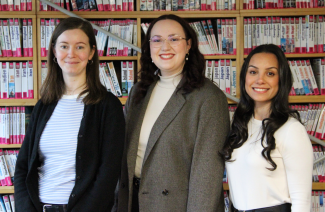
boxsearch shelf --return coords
[0,99,38,106]
[0,13,35,17]
[40,56,138,61]
[223,183,229,190]
[37,11,240,18]
[288,95,325,103]
[0,57,34,61]
[240,8,325,16]
[0,144,22,148]
[0,186,14,194]
[244,53,325,58]
[313,182,325,190]
[205,55,237,60]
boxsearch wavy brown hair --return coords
[40,17,106,105]
[133,14,205,103]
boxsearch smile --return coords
[160,54,174,59]
[253,88,269,92]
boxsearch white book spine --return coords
[231,61,236,96]
[21,106,25,143]
[21,62,28,98]
[3,20,13,57]
[1,62,9,99]
[212,60,220,87]
[27,61,33,98]
[16,107,20,144]
[219,59,226,92]
[225,59,231,94]
[205,60,213,80]
[27,19,33,57]
[127,61,134,94]
[9,19,16,56]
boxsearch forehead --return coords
[56,29,90,44]
[150,19,186,37]
[248,52,279,67]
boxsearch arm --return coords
[73,95,125,211]
[14,103,40,212]
[186,94,230,212]
[282,121,313,212]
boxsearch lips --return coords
[253,88,269,92]
[159,54,174,59]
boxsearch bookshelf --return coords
[0,0,324,197]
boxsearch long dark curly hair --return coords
[221,44,300,170]
[133,14,205,103]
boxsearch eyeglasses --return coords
[149,35,186,48]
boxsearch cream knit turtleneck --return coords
[135,70,183,177]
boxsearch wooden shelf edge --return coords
[223,183,229,190]
[0,186,14,194]
[244,53,325,58]
[0,99,38,106]
[119,98,127,105]
[313,182,325,190]
[240,8,325,16]
[41,56,138,61]
[289,95,325,103]
[0,57,34,61]
[0,144,22,148]
[205,55,237,59]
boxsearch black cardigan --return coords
[14,92,125,212]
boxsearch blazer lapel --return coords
[142,89,186,165]
[127,82,157,181]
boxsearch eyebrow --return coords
[151,34,180,37]
[58,41,87,45]
[248,65,278,70]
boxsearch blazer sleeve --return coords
[14,102,40,212]
[72,95,125,212]
[186,94,230,212]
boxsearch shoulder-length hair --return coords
[221,44,300,170]
[40,17,107,105]
[133,14,205,103]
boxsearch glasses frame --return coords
[149,35,187,48]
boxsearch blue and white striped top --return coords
[38,94,84,204]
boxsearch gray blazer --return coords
[117,78,230,212]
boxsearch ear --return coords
[186,39,192,52]
[89,45,96,60]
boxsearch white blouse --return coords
[226,117,313,211]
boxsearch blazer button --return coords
[121,183,125,188]
[71,194,75,197]
[162,189,169,196]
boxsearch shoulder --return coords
[186,79,227,103]
[100,91,123,108]
[276,117,304,134]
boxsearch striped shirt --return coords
[38,94,84,204]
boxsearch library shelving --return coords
[0,0,324,196]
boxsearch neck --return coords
[254,102,271,120]
[64,76,87,95]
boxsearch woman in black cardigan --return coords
[14,17,125,212]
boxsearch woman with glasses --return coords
[116,14,229,212]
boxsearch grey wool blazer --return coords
[117,77,230,212]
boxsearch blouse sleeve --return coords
[281,121,313,212]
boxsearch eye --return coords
[151,36,162,43]
[267,72,275,76]
[60,45,68,49]
[77,46,84,49]
[169,37,180,42]
[248,70,257,75]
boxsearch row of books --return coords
[39,0,134,11]
[293,103,325,140]
[139,0,236,11]
[244,15,325,55]
[289,59,324,96]
[0,106,28,145]
[0,19,33,58]
[223,191,230,212]
[141,19,237,55]
[205,60,237,96]
[312,191,325,212]
[313,144,325,183]
[0,0,32,11]
[91,19,137,56]
[0,62,34,99]
[40,18,138,57]
[41,61,135,97]
[0,194,15,212]
[0,149,19,187]
[243,0,325,9]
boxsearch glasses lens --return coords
[168,36,182,47]
[150,36,163,47]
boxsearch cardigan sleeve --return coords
[186,92,230,212]
[14,101,41,212]
[71,94,125,211]
[280,121,313,212]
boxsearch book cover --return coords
[8,62,15,98]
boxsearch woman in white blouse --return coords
[222,44,313,212]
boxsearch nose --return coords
[161,39,171,50]
[67,48,76,57]
[256,74,265,84]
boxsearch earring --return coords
[186,53,189,61]
[88,60,93,65]
[152,60,153,63]
[154,69,159,75]
[53,57,58,63]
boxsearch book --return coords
[8,62,15,98]
[121,61,128,97]
[127,61,134,95]
[27,19,32,57]
[27,61,33,99]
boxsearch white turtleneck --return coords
[135,70,183,178]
